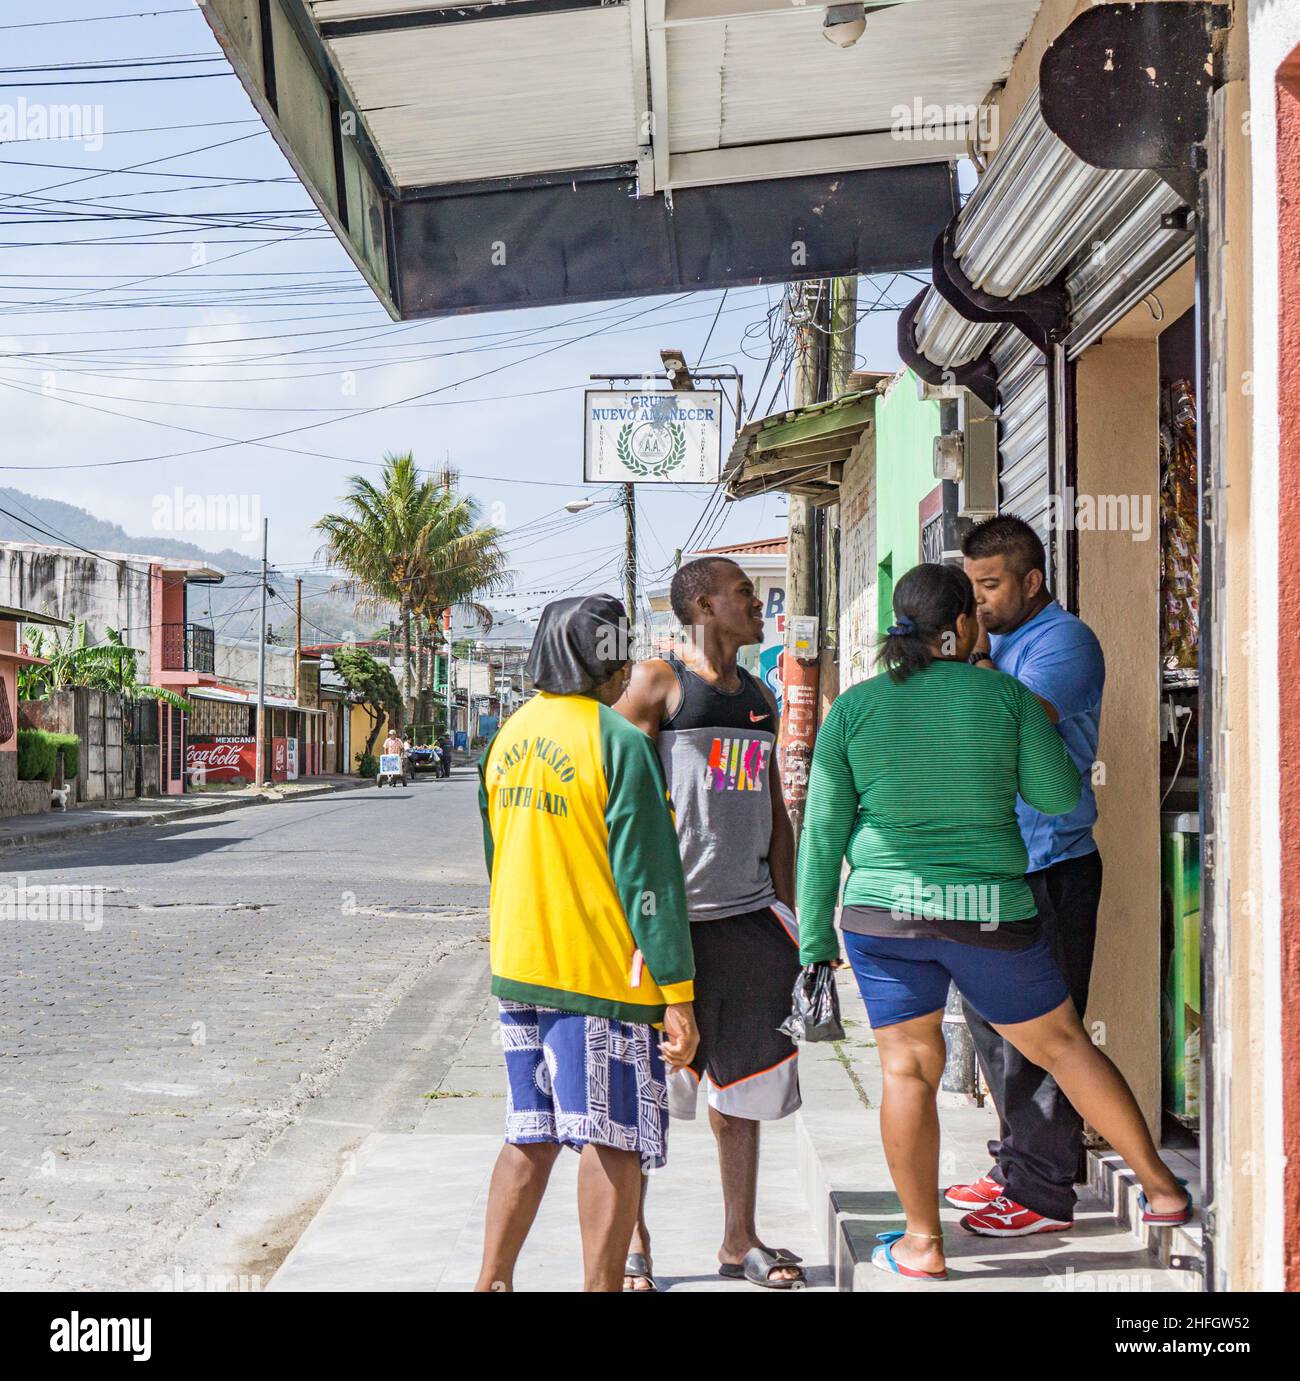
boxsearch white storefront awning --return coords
[188,685,326,713]
[199,0,1044,316]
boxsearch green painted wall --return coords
[873,370,944,635]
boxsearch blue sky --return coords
[0,2,918,632]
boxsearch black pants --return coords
[963,850,1103,1222]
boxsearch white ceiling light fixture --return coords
[822,3,868,49]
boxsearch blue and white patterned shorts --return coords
[498,1000,669,1171]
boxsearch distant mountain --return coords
[0,486,366,644]
[0,485,260,572]
[0,488,534,647]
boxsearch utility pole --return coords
[295,576,304,775]
[623,482,637,654]
[255,517,268,786]
[787,282,829,616]
[467,640,476,744]
[778,282,830,835]
[821,275,858,711]
[443,608,453,746]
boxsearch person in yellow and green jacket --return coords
[473,593,699,1294]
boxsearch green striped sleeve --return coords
[1015,687,1083,816]
[598,704,695,998]
[796,697,853,964]
[477,736,497,880]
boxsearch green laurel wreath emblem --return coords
[617,421,687,478]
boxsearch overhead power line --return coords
[0,292,698,474]
[0,55,227,75]
[0,74,234,88]
[0,9,197,29]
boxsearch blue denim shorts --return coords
[842,930,1069,1029]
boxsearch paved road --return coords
[0,769,491,1291]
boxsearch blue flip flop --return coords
[871,1231,948,1281]
[1139,1177,1194,1226]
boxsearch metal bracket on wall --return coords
[1038,1,1229,206]
[931,222,1070,352]
[896,289,999,411]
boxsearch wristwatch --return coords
[968,649,994,666]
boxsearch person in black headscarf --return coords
[474,595,698,1292]
[523,592,631,694]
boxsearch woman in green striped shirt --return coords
[798,563,1190,1281]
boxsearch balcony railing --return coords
[160,622,215,674]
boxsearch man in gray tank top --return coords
[615,557,805,1290]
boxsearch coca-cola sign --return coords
[187,736,256,783]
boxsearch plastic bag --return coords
[779,962,845,1043]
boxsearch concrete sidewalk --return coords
[270,987,833,1292]
[269,970,1198,1293]
[0,773,374,854]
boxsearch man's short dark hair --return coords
[670,557,737,625]
[961,515,1047,579]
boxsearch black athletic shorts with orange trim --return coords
[666,903,802,1122]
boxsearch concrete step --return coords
[795,975,1202,1292]
[1088,1147,1204,1283]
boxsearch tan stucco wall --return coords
[1218,65,1264,1293]
[838,427,877,689]
[994,3,1192,139]
[991,0,1271,1284]
[1075,337,1163,1133]
[995,0,1092,134]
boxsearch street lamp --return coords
[660,347,695,391]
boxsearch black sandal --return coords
[623,1252,658,1292]
[717,1246,806,1289]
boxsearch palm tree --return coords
[409,468,511,649]
[404,478,511,725]
[315,455,509,719]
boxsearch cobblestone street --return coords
[0,773,489,1290]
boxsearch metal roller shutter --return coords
[901,88,1196,608]
[991,328,1051,545]
[1063,172,1194,357]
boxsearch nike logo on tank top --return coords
[657,653,778,921]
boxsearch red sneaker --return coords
[943,1174,1004,1210]
[960,1195,1072,1236]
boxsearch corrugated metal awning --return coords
[0,606,70,628]
[724,380,886,503]
[189,684,324,712]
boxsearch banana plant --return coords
[18,622,192,712]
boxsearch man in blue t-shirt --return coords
[948,515,1106,1236]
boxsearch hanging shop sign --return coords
[583,390,724,484]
